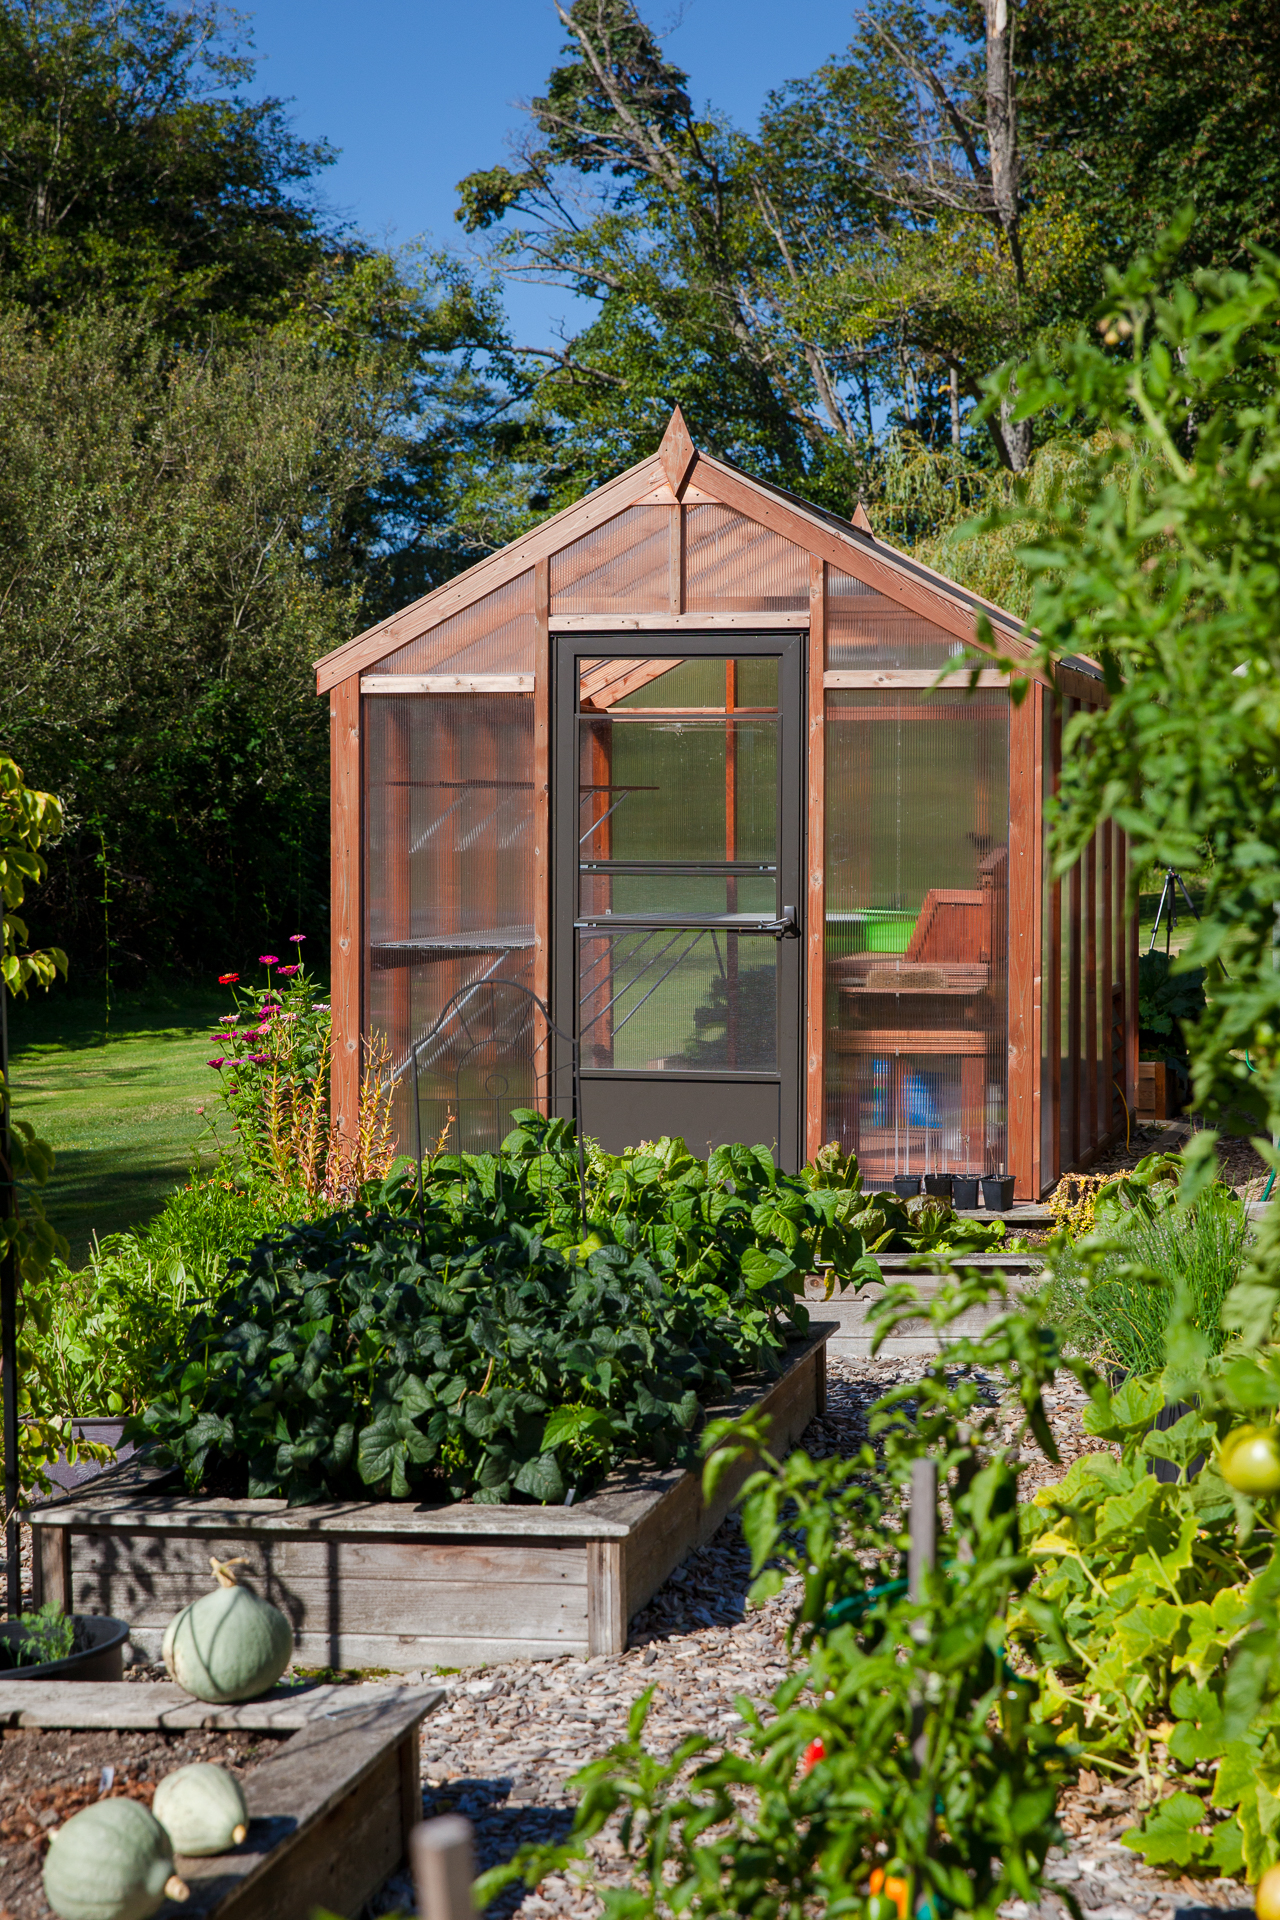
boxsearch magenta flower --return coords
[289,933,306,944]
[218,1013,238,1025]
[247,1051,271,1064]
[277,964,299,977]
[207,1056,226,1069]
[259,954,279,967]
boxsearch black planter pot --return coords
[923,1174,954,1201]
[982,1175,1016,1212]
[892,1175,920,1198]
[0,1613,129,1681]
[952,1176,981,1209]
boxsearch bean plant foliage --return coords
[136,1114,1009,1507]
[134,1116,917,1506]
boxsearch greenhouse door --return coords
[554,634,804,1169]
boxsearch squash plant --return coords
[479,1274,1083,1920]
[1015,1183,1280,1884]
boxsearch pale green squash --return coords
[153,1762,249,1856]
[42,1798,188,1920]
[163,1556,292,1704]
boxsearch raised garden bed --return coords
[804,1259,1043,1358]
[0,1678,438,1920]
[27,1323,834,1670]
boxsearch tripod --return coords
[1148,867,1200,955]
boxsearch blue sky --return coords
[243,1,858,346]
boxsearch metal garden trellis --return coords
[409,979,585,1225]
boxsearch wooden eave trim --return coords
[360,674,534,694]
[823,669,1009,690]
[550,611,809,632]
[314,453,665,692]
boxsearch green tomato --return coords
[1221,1426,1280,1497]
[1256,1862,1280,1920]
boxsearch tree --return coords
[457,0,1280,505]
[0,304,404,975]
[976,233,1280,1178]
[1021,0,1280,278]
[0,0,334,333]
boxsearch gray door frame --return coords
[552,630,805,1169]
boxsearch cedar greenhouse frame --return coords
[316,410,1137,1202]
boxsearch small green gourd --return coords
[163,1556,292,1704]
[42,1797,189,1920]
[153,1762,249,1856]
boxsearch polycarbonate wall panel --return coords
[824,689,1010,1182]
[377,571,535,675]
[684,505,808,610]
[551,506,670,612]
[827,570,965,671]
[364,693,536,1154]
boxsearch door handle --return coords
[770,905,801,941]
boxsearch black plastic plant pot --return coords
[0,1613,129,1681]
[892,1175,920,1198]
[983,1175,1016,1212]
[923,1174,954,1201]
[952,1176,981,1209]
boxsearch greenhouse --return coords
[316,410,1136,1200]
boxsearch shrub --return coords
[27,1173,324,1418]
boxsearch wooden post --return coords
[1008,687,1037,1198]
[412,1815,474,1920]
[533,562,551,1108]
[908,1458,938,1601]
[1101,818,1114,1134]
[806,556,827,1162]
[1048,704,1063,1187]
[669,504,684,615]
[1085,823,1098,1151]
[1126,834,1139,1120]
[330,674,362,1145]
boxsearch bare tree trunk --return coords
[985,0,1024,286]
[985,0,1032,471]
[950,365,960,448]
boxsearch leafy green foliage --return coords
[4,1602,75,1669]
[1014,1165,1280,1884]
[978,237,1280,1165]
[133,1168,797,1508]
[1043,1158,1249,1376]
[1138,950,1207,1069]
[22,1171,323,1419]
[478,1273,1083,1919]
[0,753,111,1495]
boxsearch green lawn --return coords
[7,983,229,1267]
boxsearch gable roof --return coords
[314,408,1041,695]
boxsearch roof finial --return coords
[658,405,697,497]
[852,500,874,534]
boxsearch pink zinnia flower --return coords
[207,1057,226,1069]
[218,1014,238,1024]
[277,964,299,977]
[289,933,306,944]
[259,954,279,967]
